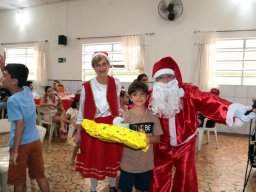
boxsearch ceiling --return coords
[0,0,71,11]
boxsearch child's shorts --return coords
[8,140,45,185]
[118,169,152,192]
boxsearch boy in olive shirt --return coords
[119,81,163,192]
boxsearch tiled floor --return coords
[1,132,256,192]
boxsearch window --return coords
[215,38,256,85]
[82,42,139,82]
[5,47,36,80]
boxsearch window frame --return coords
[4,46,36,81]
[215,37,256,85]
[82,42,140,82]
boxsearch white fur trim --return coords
[226,103,243,127]
[179,88,185,97]
[169,117,177,146]
[91,52,111,64]
[169,116,198,146]
[153,68,174,80]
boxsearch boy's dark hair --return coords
[128,80,149,96]
[24,80,33,87]
[4,64,29,88]
[137,73,148,81]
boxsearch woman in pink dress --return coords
[40,86,64,138]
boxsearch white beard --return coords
[150,79,183,118]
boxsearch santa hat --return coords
[152,56,183,87]
[210,88,220,96]
[91,51,111,64]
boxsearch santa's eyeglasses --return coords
[156,74,175,81]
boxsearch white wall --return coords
[0,0,256,134]
[217,85,256,134]
[0,0,255,82]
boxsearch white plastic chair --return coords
[0,119,10,192]
[36,105,57,143]
[197,118,219,151]
[36,125,47,143]
[0,147,9,192]
[1,108,6,119]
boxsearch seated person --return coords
[119,89,129,116]
[252,98,256,112]
[59,95,80,162]
[0,81,11,110]
[40,86,63,124]
[60,97,79,135]
[75,89,81,95]
[198,114,216,128]
[52,80,65,94]
[24,80,40,98]
[137,73,152,107]
[57,83,65,94]
[137,73,149,86]
[198,88,220,128]
[53,80,60,93]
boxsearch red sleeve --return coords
[183,84,232,125]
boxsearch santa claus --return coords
[149,56,256,192]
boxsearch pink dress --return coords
[43,95,60,121]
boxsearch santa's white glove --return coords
[113,117,124,125]
[234,105,253,122]
[113,117,129,128]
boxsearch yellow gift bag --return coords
[82,119,149,152]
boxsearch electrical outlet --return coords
[58,58,66,63]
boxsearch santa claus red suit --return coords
[149,57,255,192]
